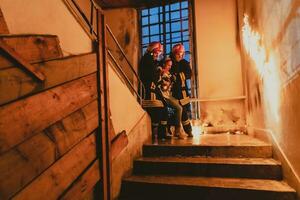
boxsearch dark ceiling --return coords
[95,0,180,9]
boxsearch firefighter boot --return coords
[175,125,187,139]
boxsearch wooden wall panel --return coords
[0,57,130,199]
[13,133,97,200]
[0,35,63,69]
[46,100,98,156]
[0,53,97,105]
[0,10,104,199]
[0,133,56,199]
[111,131,128,161]
[60,160,101,200]
[0,8,9,34]
[0,39,46,81]
[0,100,98,199]
[0,48,16,69]
[0,73,97,153]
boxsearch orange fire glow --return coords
[242,14,281,122]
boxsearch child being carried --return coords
[157,57,188,139]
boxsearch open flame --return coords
[241,14,281,123]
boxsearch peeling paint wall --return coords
[238,0,300,196]
[200,100,246,128]
[194,0,245,128]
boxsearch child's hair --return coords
[162,57,172,68]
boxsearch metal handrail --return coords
[107,50,143,103]
[64,0,145,104]
[65,1,145,103]
[105,25,145,101]
[63,0,98,40]
[70,0,97,35]
[105,25,140,81]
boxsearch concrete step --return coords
[133,157,282,180]
[120,175,296,200]
[143,143,273,158]
[0,34,63,69]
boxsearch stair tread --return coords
[124,175,295,192]
[145,134,271,147]
[135,157,280,165]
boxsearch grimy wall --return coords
[194,0,245,129]
[237,0,300,197]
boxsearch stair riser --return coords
[143,146,272,158]
[121,181,296,200]
[133,161,282,180]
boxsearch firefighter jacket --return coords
[170,55,192,106]
[139,52,164,107]
[139,52,159,98]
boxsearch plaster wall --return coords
[194,0,243,99]
[0,0,92,55]
[194,0,245,127]
[108,62,145,135]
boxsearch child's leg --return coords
[164,96,182,126]
[164,96,187,139]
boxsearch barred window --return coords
[140,1,191,61]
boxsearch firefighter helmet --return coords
[147,41,163,54]
[172,43,185,55]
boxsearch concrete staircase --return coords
[120,134,296,200]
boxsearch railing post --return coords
[90,2,94,34]
[96,10,112,200]
[105,24,145,105]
